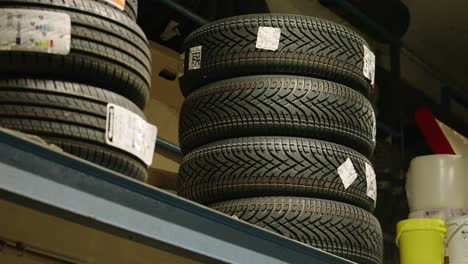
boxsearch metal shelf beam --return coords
[0,128,352,264]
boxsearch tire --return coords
[180,14,372,97]
[0,79,148,181]
[178,136,376,211]
[211,197,383,264]
[180,75,376,157]
[126,0,138,20]
[0,0,151,109]
[96,0,138,21]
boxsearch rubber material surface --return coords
[126,0,138,20]
[0,0,151,109]
[0,79,148,181]
[211,197,383,264]
[96,0,138,20]
[180,75,376,156]
[180,14,372,97]
[178,136,376,211]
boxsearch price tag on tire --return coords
[106,104,157,166]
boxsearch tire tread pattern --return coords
[180,75,375,156]
[178,136,375,211]
[211,197,383,264]
[0,79,148,181]
[0,0,150,109]
[180,14,371,97]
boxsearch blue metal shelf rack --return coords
[0,128,352,264]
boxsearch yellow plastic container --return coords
[396,218,447,264]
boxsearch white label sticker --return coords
[409,208,468,220]
[178,52,185,77]
[363,45,376,85]
[106,104,157,166]
[104,0,126,11]
[0,9,71,55]
[365,162,377,201]
[256,26,281,51]
[337,158,358,189]
[188,46,202,70]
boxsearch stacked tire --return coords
[0,0,152,181]
[177,14,383,263]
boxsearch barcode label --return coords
[188,46,202,70]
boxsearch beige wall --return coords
[0,200,201,264]
[145,42,184,190]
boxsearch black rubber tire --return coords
[0,0,151,109]
[0,79,148,181]
[126,0,138,20]
[180,14,372,97]
[178,136,376,211]
[96,0,138,21]
[211,197,383,264]
[180,75,376,157]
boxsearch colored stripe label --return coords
[0,9,71,55]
